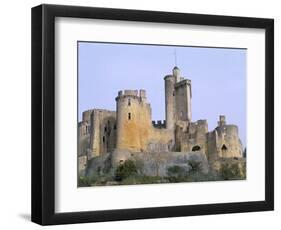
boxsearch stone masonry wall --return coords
[88,109,117,159]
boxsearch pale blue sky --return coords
[78,42,246,147]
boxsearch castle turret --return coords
[218,115,226,126]
[173,66,181,83]
[115,90,152,152]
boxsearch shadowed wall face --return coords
[86,110,117,158]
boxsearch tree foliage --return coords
[115,160,137,181]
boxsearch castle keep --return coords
[78,67,243,172]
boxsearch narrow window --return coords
[102,136,105,143]
[128,99,131,106]
[114,124,117,130]
[104,126,107,132]
[180,111,183,118]
[128,113,131,120]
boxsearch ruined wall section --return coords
[88,109,116,159]
[78,121,90,157]
[207,116,243,159]
[78,110,93,157]
[178,120,208,155]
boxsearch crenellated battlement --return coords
[116,89,147,101]
[152,120,166,128]
[175,78,191,88]
[197,119,207,126]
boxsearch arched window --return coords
[128,113,131,120]
[221,144,228,157]
[192,145,201,151]
[221,144,228,152]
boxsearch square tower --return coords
[164,67,192,130]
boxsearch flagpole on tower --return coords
[174,48,177,66]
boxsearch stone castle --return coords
[78,67,243,173]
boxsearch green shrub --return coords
[136,175,163,184]
[167,165,187,182]
[78,176,93,187]
[78,174,115,186]
[220,161,246,180]
[115,160,137,181]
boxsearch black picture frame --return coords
[31,4,274,225]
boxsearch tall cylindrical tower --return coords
[116,90,141,152]
[164,75,175,130]
[115,90,152,152]
[89,110,101,158]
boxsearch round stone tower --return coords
[164,74,175,130]
[115,90,151,152]
[215,116,243,158]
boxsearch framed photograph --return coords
[31,4,274,225]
